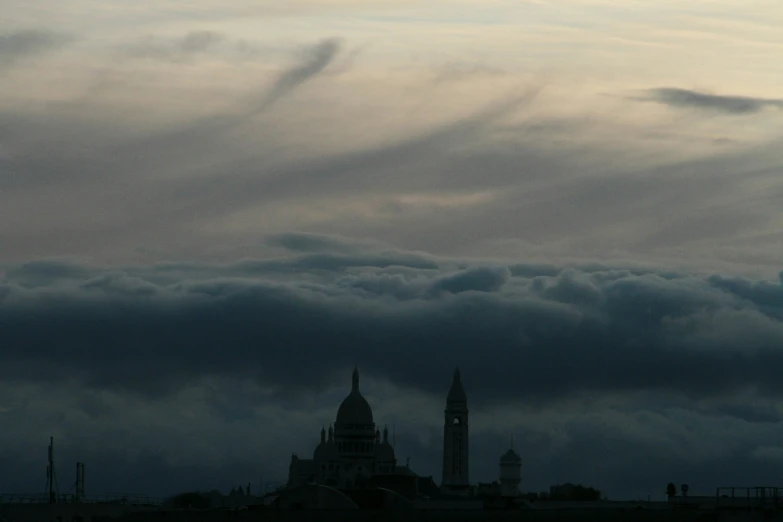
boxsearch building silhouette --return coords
[499,444,521,497]
[287,365,475,494]
[287,366,397,489]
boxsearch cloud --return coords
[428,266,510,295]
[2,237,783,406]
[751,446,783,461]
[4,258,94,287]
[121,30,230,62]
[642,88,783,114]
[103,37,343,160]
[2,25,782,274]
[433,61,506,83]
[264,232,384,254]
[0,29,71,65]
[180,31,224,53]
[258,37,342,110]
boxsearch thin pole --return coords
[48,437,55,504]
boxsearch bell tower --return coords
[442,366,469,491]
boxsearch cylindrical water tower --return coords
[499,448,522,497]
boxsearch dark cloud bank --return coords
[2,234,783,499]
[3,233,782,400]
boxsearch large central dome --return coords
[335,367,374,426]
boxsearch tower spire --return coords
[447,365,467,406]
[352,365,360,391]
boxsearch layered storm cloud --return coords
[3,233,783,402]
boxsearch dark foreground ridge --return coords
[3,489,783,522]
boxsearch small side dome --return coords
[315,440,339,462]
[374,441,395,462]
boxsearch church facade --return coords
[287,366,471,492]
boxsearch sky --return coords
[1,0,783,501]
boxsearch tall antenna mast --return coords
[393,424,396,450]
[75,462,86,502]
[47,437,56,504]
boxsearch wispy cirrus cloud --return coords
[122,30,226,61]
[258,37,343,110]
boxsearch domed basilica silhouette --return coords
[287,366,473,493]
